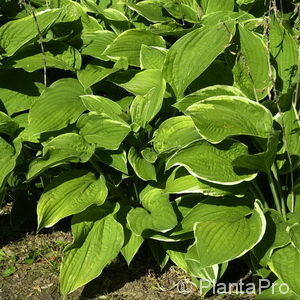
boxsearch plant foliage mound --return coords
[0,0,299,298]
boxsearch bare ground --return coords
[0,204,254,300]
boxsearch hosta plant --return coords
[0,0,299,298]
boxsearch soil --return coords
[0,204,255,300]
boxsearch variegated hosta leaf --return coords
[37,170,108,230]
[80,95,123,120]
[0,9,62,56]
[129,70,166,127]
[140,45,167,70]
[269,244,300,296]
[127,185,177,236]
[77,112,130,150]
[60,204,123,296]
[27,78,86,139]
[153,116,202,154]
[233,24,272,100]
[27,133,95,180]
[190,200,266,268]
[104,29,166,67]
[165,167,248,197]
[174,85,246,112]
[166,139,257,185]
[163,21,235,98]
[128,147,156,181]
[185,96,273,143]
[270,15,298,94]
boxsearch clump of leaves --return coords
[0,0,299,298]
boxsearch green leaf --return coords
[94,149,128,174]
[233,24,272,100]
[102,8,128,21]
[0,137,18,189]
[140,45,167,70]
[77,59,127,89]
[0,69,44,116]
[27,133,95,180]
[121,229,144,265]
[130,71,166,127]
[37,170,108,230]
[118,69,163,96]
[254,280,300,300]
[163,0,200,23]
[253,209,290,267]
[166,140,257,185]
[127,1,170,23]
[276,104,300,157]
[269,244,300,296]
[0,112,18,136]
[0,8,62,56]
[270,15,298,94]
[103,29,166,67]
[185,96,273,143]
[60,204,123,296]
[77,112,130,150]
[153,116,202,154]
[163,21,235,98]
[80,95,123,119]
[80,30,117,60]
[170,195,252,237]
[3,42,82,72]
[201,0,234,13]
[27,78,85,139]
[289,224,300,250]
[127,185,177,236]
[174,85,246,112]
[128,147,156,181]
[166,167,248,197]
[233,131,279,173]
[190,199,265,268]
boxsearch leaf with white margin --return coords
[269,244,300,296]
[166,167,248,197]
[128,147,156,181]
[233,24,272,100]
[127,185,177,236]
[190,200,266,268]
[140,45,167,70]
[37,170,108,230]
[166,139,257,185]
[80,30,117,60]
[163,21,235,98]
[170,195,253,238]
[130,79,166,127]
[233,131,279,174]
[27,78,86,139]
[27,133,95,180]
[104,29,165,67]
[153,116,202,154]
[77,112,130,150]
[185,96,273,143]
[253,209,289,267]
[80,95,123,120]
[60,203,123,296]
[254,280,300,300]
[3,42,82,72]
[0,9,62,56]
[174,85,246,112]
